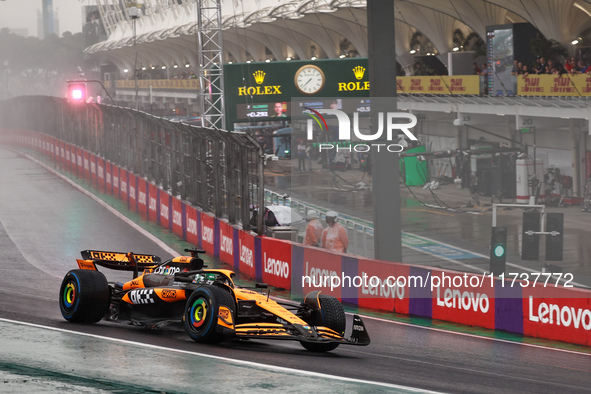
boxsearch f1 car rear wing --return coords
[79,250,161,275]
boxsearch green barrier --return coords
[401,146,428,186]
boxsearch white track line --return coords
[0,318,437,392]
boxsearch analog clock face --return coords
[295,65,325,95]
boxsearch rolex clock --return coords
[294,64,325,95]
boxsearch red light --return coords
[67,83,87,104]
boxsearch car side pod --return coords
[349,315,370,346]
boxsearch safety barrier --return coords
[1,128,590,347]
[0,96,264,232]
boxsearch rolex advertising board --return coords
[224,58,371,127]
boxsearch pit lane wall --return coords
[2,129,590,347]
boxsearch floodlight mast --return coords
[128,6,141,110]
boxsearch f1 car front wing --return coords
[232,314,370,346]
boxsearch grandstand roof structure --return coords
[87,0,591,73]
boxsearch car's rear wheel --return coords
[300,292,346,352]
[59,269,110,323]
[184,285,235,344]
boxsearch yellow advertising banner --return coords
[396,75,480,95]
[115,79,200,90]
[517,74,591,96]
[114,75,481,95]
[109,74,591,96]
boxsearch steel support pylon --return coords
[197,0,225,130]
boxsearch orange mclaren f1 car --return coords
[59,249,370,352]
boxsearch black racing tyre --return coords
[59,269,110,323]
[184,285,235,344]
[300,293,346,352]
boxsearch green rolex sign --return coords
[224,58,372,127]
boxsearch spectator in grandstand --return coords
[536,57,548,74]
[322,211,348,254]
[479,63,489,94]
[559,62,568,74]
[414,63,426,76]
[472,62,481,74]
[304,210,324,247]
[575,60,588,73]
[519,64,530,77]
[479,63,488,76]
[511,60,521,75]
[546,59,556,74]
[565,57,576,73]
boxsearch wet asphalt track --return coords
[0,147,590,393]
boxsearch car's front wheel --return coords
[184,285,235,344]
[59,269,110,323]
[300,291,346,352]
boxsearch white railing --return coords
[264,189,375,258]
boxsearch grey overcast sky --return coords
[0,0,90,37]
